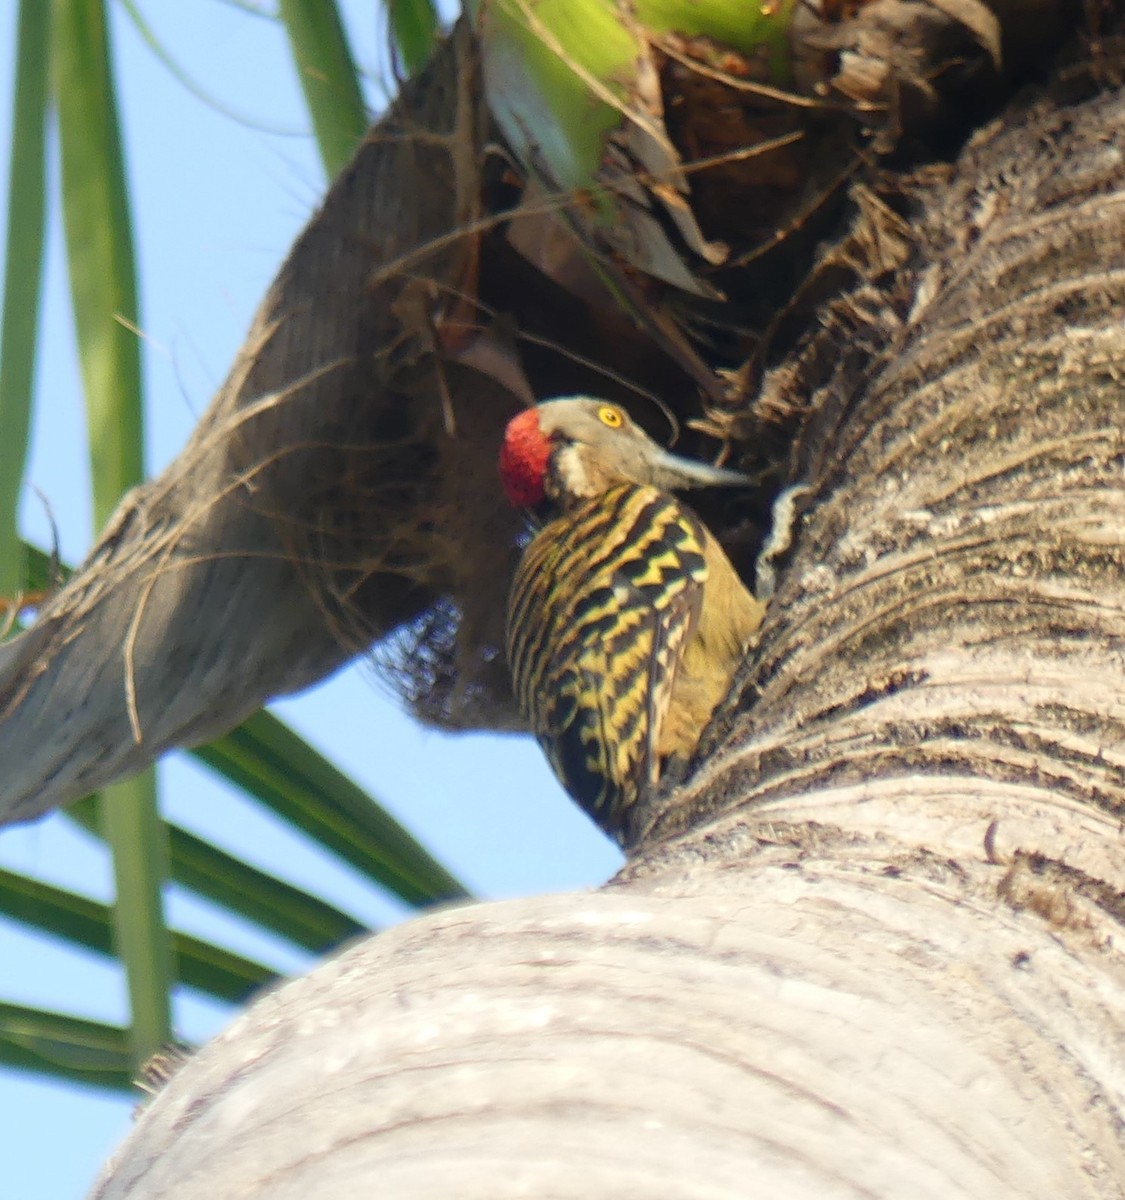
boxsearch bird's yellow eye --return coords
[598,406,624,429]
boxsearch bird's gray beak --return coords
[646,446,753,492]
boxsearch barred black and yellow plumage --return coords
[499,397,764,843]
[508,484,707,822]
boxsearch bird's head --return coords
[498,397,750,510]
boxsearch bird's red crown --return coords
[498,408,551,507]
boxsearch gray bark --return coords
[93,87,1125,1197]
[93,870,1125,1199]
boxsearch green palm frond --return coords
[53,0,168,1067]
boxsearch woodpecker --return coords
[499,396,765,842]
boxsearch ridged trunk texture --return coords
[94,87,1125,1199]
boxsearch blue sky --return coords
[0,4,621,1195]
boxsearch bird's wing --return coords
[507,485,708,830]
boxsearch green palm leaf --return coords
[278,0,368,176]
[0,1003,131,1092]
[389,0,439,75]
[0,868,277,1003]
[53,0,170,1068]
[0,2,48,598]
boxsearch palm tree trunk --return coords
[92,83,1125,1198]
